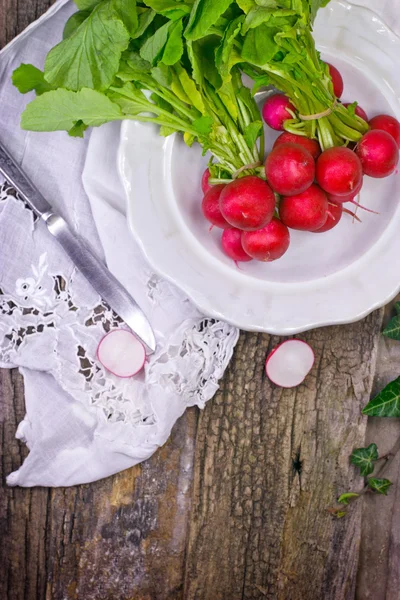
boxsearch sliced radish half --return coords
[265,340,315,388]
[97,329,146,378]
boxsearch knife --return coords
[0,141,156,354]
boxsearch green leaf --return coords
[150,92,173,113]
[68,120,88,137]
[192,115,213,136]
[241,24,279,66]
[173,64,205,113]
[160,124,176,137]
[21,88,123,132]
[143,0,191,20]
[113,0,138,36]
[140,21,171,64]
[215,16,244,82]
[368,478,393,495]
[75,0,101,9]
[63,10,91,38]
[151,63,172,86]
[363,378,400,418]
[350,443,378,476]
[185,0,232,41]
[12,64,54,96]
[131,7,156,38]
[161,19,184,65]
[383,304,400,339]
[255,0,278,6]
[310,0,331,24]
[45,2,130,91]
[244,120,262,148]
[337,492,359,506]
[252,74,270,95]
[107,82,151,115]
[236,0,256,13]
[187,36,222,89]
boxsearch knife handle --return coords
[0,141,51,216]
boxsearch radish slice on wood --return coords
[97,330,146,378]
[265,340,314,388]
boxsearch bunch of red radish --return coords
[201,63,400,264]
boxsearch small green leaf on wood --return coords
[362,377,400,418]
[350,443,378,476]
[368,478,393,495]
[337,492,359,506]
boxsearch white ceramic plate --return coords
[118,0,400,334]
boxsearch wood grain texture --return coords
[184,317,383,600]
[0,2,396,600]
[356,295,400,600]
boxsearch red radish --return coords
[327,63,344,98]
[201,184,229,229]
[221,228,252,262]
[356,130,399,178]
[265,340,315,388]
[201,168,213,194]
[97,330,146,378]
[219,176,275,231]
[313,202,342,233]
[326,178,363,204]
[279,184,328,231]
[316,147,362,196]
[265,143,315,196]
[241,218,290,262]
[273,132,321,160]
[262,94,296,131]
[343,102,368,122]
[369,114,400,146]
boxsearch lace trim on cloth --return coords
[0,182,239,435]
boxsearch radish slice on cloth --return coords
[97,330,146,378]
[265,340,315,388]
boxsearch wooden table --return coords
[1,2,399,599]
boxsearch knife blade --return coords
[0,141,156,354]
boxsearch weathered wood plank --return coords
[184,316,383,600]
[356,296,400,600]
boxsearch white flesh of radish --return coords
[265,340,314,388]
[97,329,146,378]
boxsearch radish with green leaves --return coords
[201,168,213,194]
[219,176,275,231]
[327,63,344,98]
[241,218,290,262]
[343,103,368,122]
[316,147,363,196]
[273,132,321,160]
[356,130,399,178]
[265,143,315,196]
[221,228,252,263]
[369,114,400,146]
[262,94,296,131]
[313,202,343,233]
[279,184,329,232]
[201,185,229,229]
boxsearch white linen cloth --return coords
[0,0,398,487]
[0,0,238,487]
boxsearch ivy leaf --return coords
[350,443,378,476]
[21,88,123,132]
[363,377,400,418]
[368,478,393,495]
[44,1,130,91]
[382,302,400,340]
[337,492,359,506]
[12,64,54,96]
[244,120,262,149]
